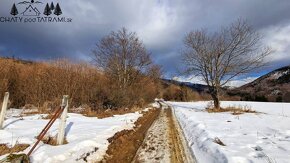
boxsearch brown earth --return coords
[0,144,30,156]
[101,108,160,163]
[83,107,143,119]
[167,108,188,163]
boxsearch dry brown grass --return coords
[0,57,161,111]
[41,136,68,146]
[0,143,30,156]
[0,58,108,108]
[82,107,143,119]
[37,105,144,120]
[206,105,257,115]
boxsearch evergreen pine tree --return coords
[50,2,55,10]
[43,3,51,16]
[54,3,62,16]
[10,3,18,16]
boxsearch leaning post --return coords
[57,95,69,145]
[0,92,9,129]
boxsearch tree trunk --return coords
[210,88,220,110]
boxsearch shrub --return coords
[0,57,161,110]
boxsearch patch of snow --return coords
[271,89,282,95]
[168,101,290,163]
[172,76,205,85]
[172,76,257,87]
[0,109,142,163]
[150,102,161,108]
[271,70,290,79]
[226,77,257,88]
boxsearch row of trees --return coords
[91,20,271,110]
[10,2,62,17]
[0,27,202,110]
[44,3,62,16]
[1,19,271,110]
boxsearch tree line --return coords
[0,19,271,111]
[0,27,197,110]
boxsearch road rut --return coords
[134,103,196,163]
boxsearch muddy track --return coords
[101,108,160,163]
[101,104,195,163]
[167,108,189,163]
[133,108,171,162]
[134,104,195,163]
[168,106,197,163]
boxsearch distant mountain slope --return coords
[160,79,214,101]
[162,79,210,93]
[229,65,290,102]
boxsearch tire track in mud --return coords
[101,103,196,163]
[134,104,196,163]
[133,108,171,162]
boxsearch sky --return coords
[0,0,290,83]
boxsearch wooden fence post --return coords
[0,92,9,129]
[57,95,69,145]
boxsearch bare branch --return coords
[181,19,272,109]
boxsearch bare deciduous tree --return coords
[93,28,152,89]
[182,20,272,109]
[92,28,161,107]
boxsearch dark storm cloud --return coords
[0,0,290,76]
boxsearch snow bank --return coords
[169,101,290,163]
[0,109,142,163]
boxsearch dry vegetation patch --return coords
[81,107,143,119]
[0,57,161,111]
[0,143,30,156]
[206,105,258,115]
[40,135,68,146]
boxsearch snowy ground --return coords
[0,109,143,163]
[168,101,290,163]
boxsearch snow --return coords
[168,101,290,163]
[271,70,290,79]
[0,109,143,163]
[171,76,257,87]
[225,77,257,88]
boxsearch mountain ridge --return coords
[230,65,290,102]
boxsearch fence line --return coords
[57,95,69,145]
[0,92,9,129]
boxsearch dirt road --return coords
[133,104,195,163]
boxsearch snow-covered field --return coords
[0,109,142,163]
[168,101,290,163]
